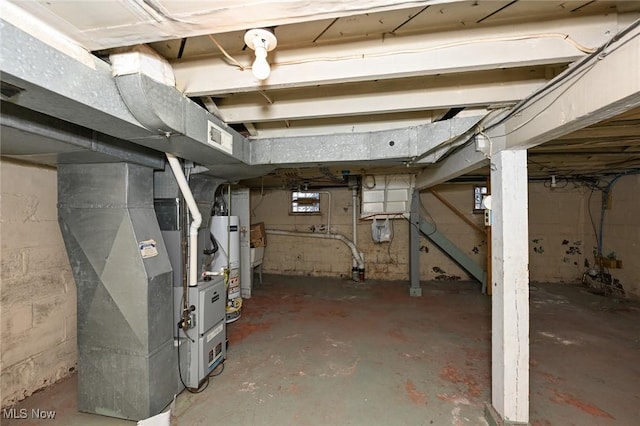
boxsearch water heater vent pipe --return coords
[166,153,202,287]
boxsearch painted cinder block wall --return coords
[250,184,489,284]
[251,179,639,299]
[528,181,591,283]
[0,164,637,408]
[0,160,77,407]
[585,174,640,298]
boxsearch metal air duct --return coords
[58,162,179,420]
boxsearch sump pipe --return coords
[266,229,364,270]
[166,153,202,287]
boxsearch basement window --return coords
[291,191,320,214]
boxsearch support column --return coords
[488,149,529,425]
[409,189,422,296]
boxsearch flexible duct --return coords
[166,153,201,287]
[266,229,364,270]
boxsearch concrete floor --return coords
[3,275,640,425]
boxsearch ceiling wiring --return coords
[208,35,246,70]
[274,32,597,67]
[205,32,596,73]
[491,61,597,139]
[483,18,640,134]
[430,19,640,166]
[258,91,274,104]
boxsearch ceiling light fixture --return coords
[244,28,277,81]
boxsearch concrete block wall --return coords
[250,184,488,283]
[1,159,77,407]
[588,174,640,299]
[251,179,639,295]
[418,186,487,282]
[528,181,590,283]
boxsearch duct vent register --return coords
[208,121,233,154]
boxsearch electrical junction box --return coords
[174,277,226,389]
[484,209,492,226]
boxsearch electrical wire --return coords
[209,361,225,377]
[586,187,599,255]
[273,32,596,68]
[363,175,376,190]
[208,35,246,70]
[483,18,640,134]
[386,236,396,265]
[490,61,597,139]
[430,20,640,166]
[176,325,210,394]
[206,29,602,79]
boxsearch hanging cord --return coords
[208,35,246,70]
[176,324,209,394]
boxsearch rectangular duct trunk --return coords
[58,162,179,420]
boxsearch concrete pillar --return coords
[488,149,529,424]
[409,189,422,296]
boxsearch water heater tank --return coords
[210,215,240,271]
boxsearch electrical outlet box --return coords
[484,209,492,226]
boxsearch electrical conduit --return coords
[166,153,202,287]
[266,229,364,270]
[317,191,331,234]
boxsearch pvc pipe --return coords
[266,229,364,269]
[166,153,202,287]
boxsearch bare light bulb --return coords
[252,41,270,80]
[245,28,277,82]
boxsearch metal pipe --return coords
[352,187,358,247]
[317,191,331,234]
[352,187,359,279]
[266,229,364,269]
[166,153,202,287]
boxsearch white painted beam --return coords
[217,69,546,123]
[251,108,487,138]
[415,141,490,189]
[202,97,224,121]
[490,149,530,424]
[488,22,640,149]
[173,15,617,96]
[415,21,640,189]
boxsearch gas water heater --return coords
[210,215,242,323]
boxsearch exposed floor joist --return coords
[172,15,614,96]
[217,68,546,124]
[415,22,640,189]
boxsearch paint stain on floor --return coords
[228,320,272,344]
[440,365,482,398]
[550,391,614,419]
[404,379,427,405]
